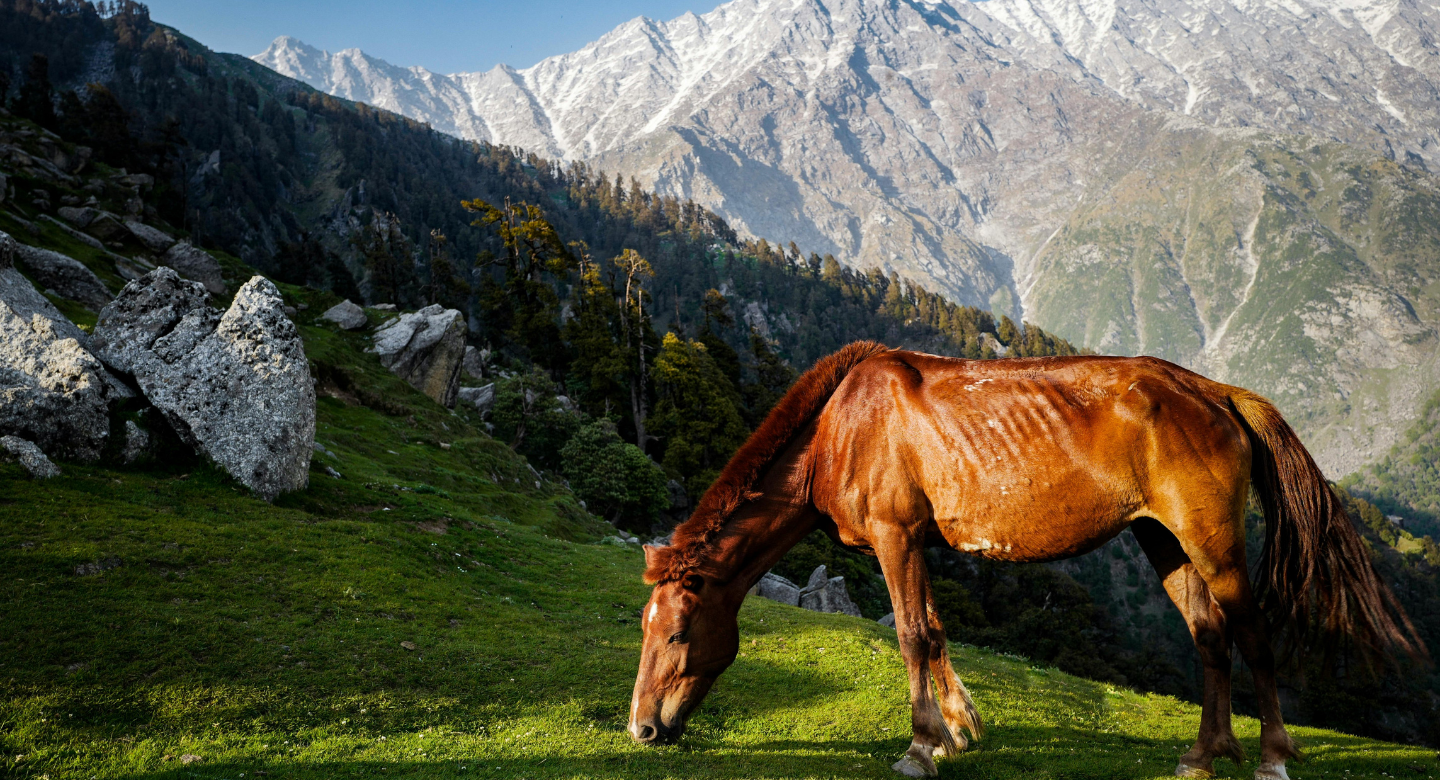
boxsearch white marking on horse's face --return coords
[980,539,993,550]
[960,542,980,552]
[648,602,658,624]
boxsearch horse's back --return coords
[811,351,1253,561]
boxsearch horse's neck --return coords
[696,470,820,595]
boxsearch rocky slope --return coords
[254,0,1440,479]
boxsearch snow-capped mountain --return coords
[255,0,1440,477]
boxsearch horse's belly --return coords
[929,476,1137,563]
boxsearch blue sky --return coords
[143,1,726,75]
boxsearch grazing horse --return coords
[628,342,1419,779]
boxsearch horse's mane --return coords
[644,340,892,584]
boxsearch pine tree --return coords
[614,248,658,450]
[424,229,469,311]
[465,198,577,371]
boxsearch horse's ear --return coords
[642,545,673,584]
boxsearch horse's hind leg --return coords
[874,523,960,778]
[923,588,982,752]
[1190,547,1299,780]
[1133,519,1244,778]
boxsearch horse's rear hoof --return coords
[1176,763,1215,778]
[893,754,938,778]
[1255,762,1290,780]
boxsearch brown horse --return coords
[628,342,1419,779]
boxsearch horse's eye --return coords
[668,631,688,644]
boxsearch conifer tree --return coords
[464,198,577,371]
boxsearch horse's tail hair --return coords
[1229,389,1423,662]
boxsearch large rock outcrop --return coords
[368,304,466,408]
[0,238,113,460]
[798,565,864,617]
[3,230,113,311]
[92,269,315,500]
[749,566,863,618]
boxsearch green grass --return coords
[0,318,1432,780]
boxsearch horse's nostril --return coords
[638,724,656,742]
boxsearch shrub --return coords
[561,420,668,532]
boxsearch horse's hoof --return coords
[892,755,939,778]
[1255,762,1290,780]
[1176,764,1215,778]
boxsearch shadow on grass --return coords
[97,727,1437,780]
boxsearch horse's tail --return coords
[645,340,891,584]
[1228,389,1423,661]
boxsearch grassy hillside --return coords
[1,300,1431,780]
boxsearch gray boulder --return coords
[462,345,486,379]
[319,299,367,330]
[457,383,496,416]
[666,479,689,512]
[1,435,62,478]
[8,237,113,311]
[56,205,101,228]
[0,243,113,460]
[123,220,175,252]
[799,565,864,617]
[0,235,89,345]
[750,572,802,607]
[89,267,212,375]
[159,241,225,295]
[368,304,467,408]
[84,210,126,242]
[0,297,111,461]
[878,613,896,628]
[93,271,315,500]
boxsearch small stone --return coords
[319,299,367,330]
[878,612,896,628]
[372,303,396,311]
[0,435,62,478]
[324,465,342,479]
[400,641,417,651]
[179,754,202,765]
[122,420,150,465]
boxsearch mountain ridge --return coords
[257,0,1440,484]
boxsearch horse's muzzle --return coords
[628,718,681,746]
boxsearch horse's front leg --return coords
[874,524,960,778]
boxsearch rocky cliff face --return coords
[254,0,1440,476]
